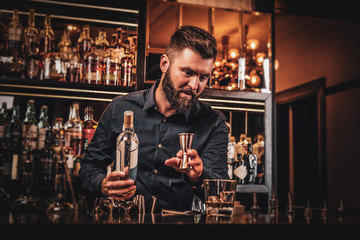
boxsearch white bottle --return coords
[116,110,139,181]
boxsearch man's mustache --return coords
[177,87,196,97]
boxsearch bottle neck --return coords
[28,10,36,28]
[10,10,20,26]
[54,161,67,202]
[21,160,34,197]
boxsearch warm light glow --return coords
[247,39,259,50]
[215,61,221,67]
[275,59,280,70]
[228,48,239,59]
[255,52,266,66]
[247,70,261,88]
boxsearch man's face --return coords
[161,48,214,112]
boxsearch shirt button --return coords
[158,143,162,148]
[162,118,166,123]
[154,169,158,174]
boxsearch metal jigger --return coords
[178,133,194,170]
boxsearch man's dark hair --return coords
[166,25,217,62]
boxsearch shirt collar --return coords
[143,80,192,122]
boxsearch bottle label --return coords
[11,154,19,180]
[27,58,39,77]
[8,27,22,41]
[0,125,5,138]
[83,128,95,143]
[65,154,74,169]
[37,128,47,150]
[40,157,54,178]
[22,124,38,150]
[116,139,138,180]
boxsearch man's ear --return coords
[160,54,170,73]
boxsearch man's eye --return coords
[184,70,192,76]
[200,75,209,81]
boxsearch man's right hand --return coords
[100,171,136,201]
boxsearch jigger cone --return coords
[178,133,194,170]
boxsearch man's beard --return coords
[161,69,198,112]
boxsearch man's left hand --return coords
[165,149,203,183]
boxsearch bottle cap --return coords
[124,110,133,128]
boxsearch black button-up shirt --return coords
[80,80,229,212]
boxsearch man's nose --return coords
[188,76,199,92]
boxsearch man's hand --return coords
[101,171,136,201]
[164,149,203,183]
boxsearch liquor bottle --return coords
[244,143,257,184]
[37,105,51,150]
[77,25,93,62]
[7,9,22,58]
[24,9,40,80]
[57,29,73,82]
[10,149,41,223]
[66,47,81,83]
[10,104,21,181]
[64,102,82,167]
[84,29,109,84]
[0,108,12,181]
[82,106,97,148]
[45,156,75,223]
[227,136,235,179]
[22,100,38,151]
[233,153,247,184]
[62,130,74,175]
[116,110,138,182]
[51,118,63,157]
[121,40,133,87]
[6,9,24,78]
[0,102,8,141]
[39,130,55,182]
[38,13,54,55]
[38,13,55,80]
[102,47,120,85]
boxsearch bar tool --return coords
[321,201,329,223]
[250,192,260,217]
[304,200,312,224]
[338,200,345,223]
[178,133,194,170]
[286,192,295,224]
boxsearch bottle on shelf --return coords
[121,40,134,87]
[21,100,38,152]
[0,103,12,181]
[64,102,82,173]
[66,47,81,83]
[82,106,97,148]
[62,129,74,175]
[243,143,257,184]
[51,117,64,161]
[77,25,93,63]
[38,13,55,80]
[38,13,54,55]
[10,104,21,181]
[24,9,40,80]
[233,153,247,184]
[84,29,109,84]
[6,9,24,78]
[227,136,235,179]
[57,29,73,82]
[10,148,41,223]
[45,156,74,223]
[37,105,51,151]
[39,130,55,182]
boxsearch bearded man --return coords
[80,25,229,213]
